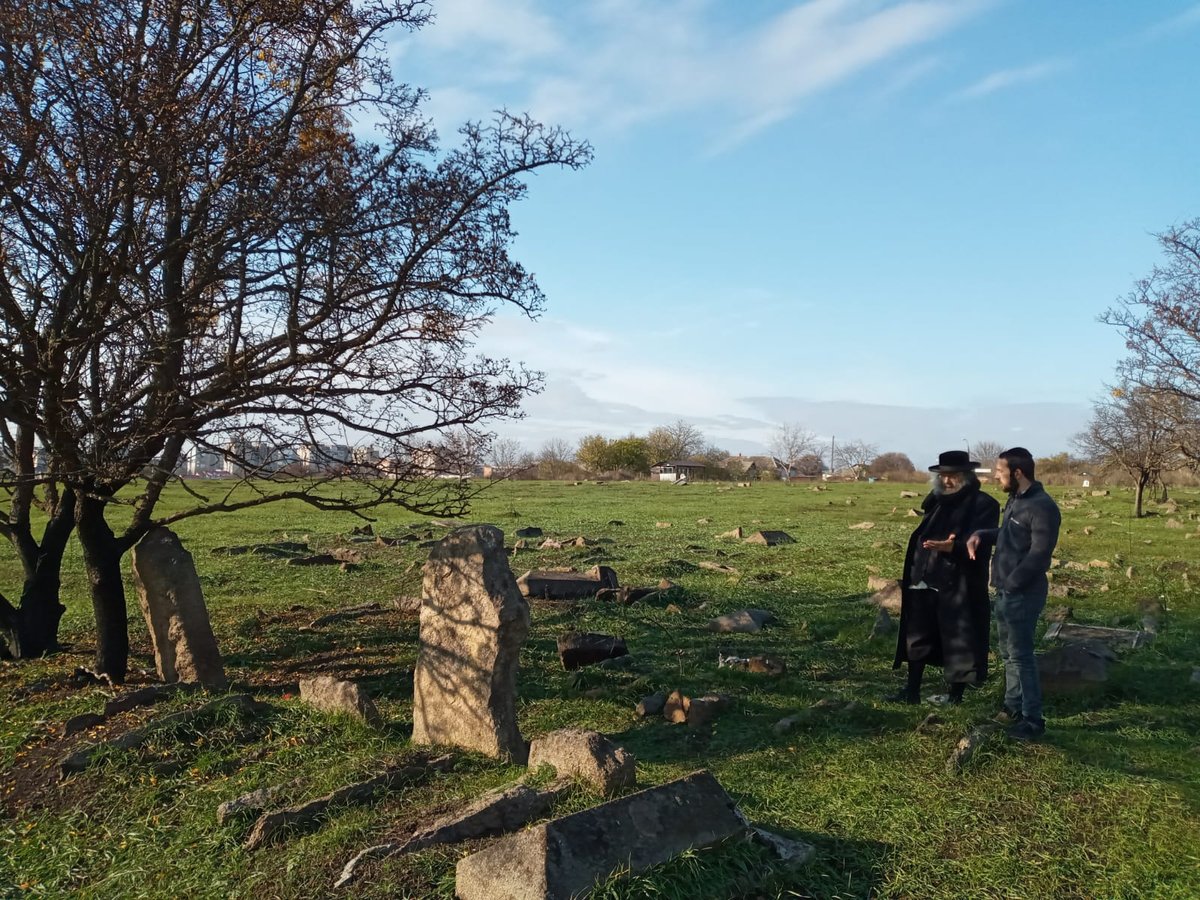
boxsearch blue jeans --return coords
[994,589,1046,725]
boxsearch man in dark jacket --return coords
[892,450,1000,705]
[968,447,1061,740]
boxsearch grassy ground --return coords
[2,479,1198,898]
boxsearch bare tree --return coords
[971,440,1005,463]
[834,440,878,479]
[538,438,576,480]
[0,0,589,674]
[768,422,816,469]
[646,419,705,462]
[1074,385,1180,517]
[486,438,527,476]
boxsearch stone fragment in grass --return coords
[696,517,712,524]
[658,578,676,591]
[514,527,543,538]
[308,602,384,628]
[1088,559,1111,569]
[392,595,421,614]
[557,632,628,670]
[748,655,787,675]
[243,755,454,850]
[707,608,777,633]
[104,683,187,717]
[217,778,304,825]
[288,554,340,566]
[717,527,744,540]
[916,713,943,734]
[749,827,816,868]
[686,694,730,729]
[663,690,690,724]
[900,490,919,498]
[745,530,795,546]
[412,525,529,763]
[655,521,672,528]
[454,771,744,900]
[527,729,636,795]
[1166,518,1184,529]
[1043,605,1073,623]
[1048,584,1074,599]
[334,778,572,890]
[946,725,999,773]
[636,692,667,717]
[607,519,624,526]
[1043,621,1152,650]
[132,527,228,690]
[849,521,875,531]
[699,561,739,574]
[665,603,682,614]
[64,713,106,737]
[539,538,564,550]
[298,675,383,727]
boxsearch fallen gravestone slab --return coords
[287,554,341,566]
[132,527,228,690]
[866,578,902,615]
[514,526,544,539]
[243,755,454,850]
[849,521,875,531]
[517,566,618,600]
[298,676,383,727]
[557,632,628,670]
[1043,621,1154,650]
[104,683,189,717]
[61,694,262,779]
[707,608,777,633]
[412,526,529,763]
[217,778,305,825]
[745,530,795,546]
[527,728,636,795]
[717,527,744,540]
[334,778,573,890]
[454,771,745,900]
[636,692,667,717]
[1038,640,1117,693]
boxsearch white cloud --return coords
[949,58,1071,102]
[405,1,994,147]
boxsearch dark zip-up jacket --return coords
[974,481,1061,597]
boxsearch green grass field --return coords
[2,479,1199,898]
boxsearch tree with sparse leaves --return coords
[0,0,589,674]
[646,419,705,463]
[768,422,816,470]
[834,440,878,479]
[971,440,1005,463]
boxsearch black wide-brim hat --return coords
[929,450,979,473]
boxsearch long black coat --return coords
[893,483,1000,684]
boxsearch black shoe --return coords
[884,689,919,705]
[993,707,1023,725]
[1006,719,1045,741]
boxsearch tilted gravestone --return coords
[411,525,530,763]
[131,527,228,690]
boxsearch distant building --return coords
[649,460,706,483]
[187,448,226,476]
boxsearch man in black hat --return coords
[891,450,1000,705]
[968,447,1061,740]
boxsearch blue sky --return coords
[392,0,1200,465]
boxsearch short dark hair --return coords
[999,447,1035,480]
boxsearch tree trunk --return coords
[76,494,129,682]
[0,494,76,659]
[1134,475,1147,519]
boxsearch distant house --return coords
[649,460,705,482]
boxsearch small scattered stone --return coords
[514,527,544,538]
[717,527,744,540]
[663,690,690,724]
[1043,605,1073,623]
[849,521,875,531]
[696,517,712,525]
[685,693,729,729]
[527,729,636,795]
[299,676,383,727]
[557,632,628,670]
[64,713,106,737]
[636,692,667,717]
[900,490,919,499]
[947,725,999,773]
[655,522,672,528]
[1088,559,1111,569]
[916,713,943,734]
[707,608,776,633]
[745,530,795,546]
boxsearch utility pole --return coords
[830,435,836,474]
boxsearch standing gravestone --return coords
[411,525,530,763]
[131,527,227,690]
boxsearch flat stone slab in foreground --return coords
[455,770,743,900]
[517,566,618,600]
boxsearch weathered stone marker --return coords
[517,565,618,600]
[455,770,745,900]
[131,527,228,690]
[411,525,530,762]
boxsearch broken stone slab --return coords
[287,554,341,566]
[64,713,106,738]
[412,525,529,763]
[217,778,305,826]
[243,755,454,850]
[718,654,786,675]
[698,561,739,574]
[749,827,816,868]
[685,693,730,729]
[308,602,385,628]
[514,526,544,539]
[61,694,262,779]
[454,771,745,900]
[330,548,365,565]
[1038,640,1117,693]
[663,690,690,724]
[527,729,636,795]
[298,675,383,727]
[946,725,1000,774]
[557,632,629,670]
[539,539,565,550]
[103,683,190,717]
[212,541,310,557]
[899,490,919,499]
[717,527,744,540]
[594,586,662,605]
[334,778,573,890]
[636,692,666,717]
[745,530,795,546]
[517,566,618,600]
[1043,621,1154,650]
[849,521,875,531]
[707,608,777,633]
[132,527,228,690]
